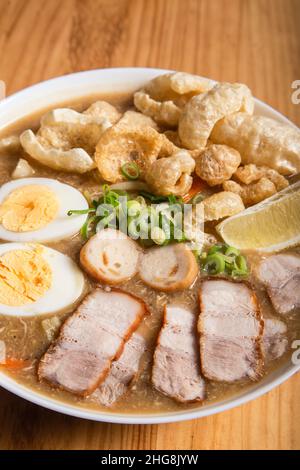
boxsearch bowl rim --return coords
[0,67,299,424]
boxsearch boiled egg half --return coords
[0,242,85,316]
[0,178,88,242]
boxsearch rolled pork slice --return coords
[152,305,205,403]
[257,253,300,316]
[80,228,141,285]
[38,288,147,396]
[92,333,146,406]
[199,279,264,382]
[138,244,199,292]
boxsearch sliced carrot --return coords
[1,358,28,369]
[182,176,208,203]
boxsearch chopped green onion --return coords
[167,194,182,204]
[151,227,166,245]
[234,255,248,272]
[139,217,151,235]
[192,193,205,204]
[204,253,226,275]
[128,218,140,239]
[225,246,240,258]
[220,254,235,264]
[207,244,225,256]
[121,162,140,180]
[102,184,110,194]
[80,215,97,240]
[231,269,248,277]
[139,191,168,203]
[103,190,120,206]
[135,195,147,207]
[199,242,249,279]
[225,261,234,273]
[67,208,95,216]
[96,204,115,217]
[96,213,116,231]
[127,200,142,217]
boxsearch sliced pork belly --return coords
[263,318,288,362]
[199,279,264,382]
[152,305,205,403]
[38,289,147,396]
[92,333,146,406]
[257,253,300,315]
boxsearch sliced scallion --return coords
[234,255,248,273]
[207,244,225,256]
[204,253,226,275]
[121,162,140,180]
[225,246,240,258]
[127,200,142,217]
[151,227,166,245]
[67,208,95,216]
[80,215,97,240]
[192,193,205,204]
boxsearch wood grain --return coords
[0,0,300,451]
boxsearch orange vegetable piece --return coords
[182,176,207,203]
[1,358,28,370]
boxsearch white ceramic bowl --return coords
[0,68,299,424]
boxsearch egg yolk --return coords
[0,249,52,306]
[0,185,59,232]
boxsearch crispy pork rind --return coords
[19,101,120,174]
[195,144,241,186]
[211,113,300,175]
[0,135,21,154]
[134,72,214,127]
[199,191,245,221]
[144,72,214,101]
[234,164,289,191]
[116,110,158,130]
[164,130,182,147]
[145,150,195,196]
[223,178,277,206]
[163,130,203,159]
[41,101,120,128]
[178,83,254,150]
[169,72,214,96]
[134,91,181,127]
[20,129,95,174]
[39,103,118,153]
[95,126,164,183]
[82,101,121,123]
[12,158,35,179]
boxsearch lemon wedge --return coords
[216,181,300,252]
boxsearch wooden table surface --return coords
[0,0,300,451]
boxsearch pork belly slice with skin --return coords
[263,318,288,362]
[199,279,264,382]
[257,253,300,316]
[92,333,146,407]
[38,288,147,396]
[152,305,205,403]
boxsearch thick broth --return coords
[0,94,299,415]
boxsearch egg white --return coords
[0,243,86,317]
[0,178,89,242]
